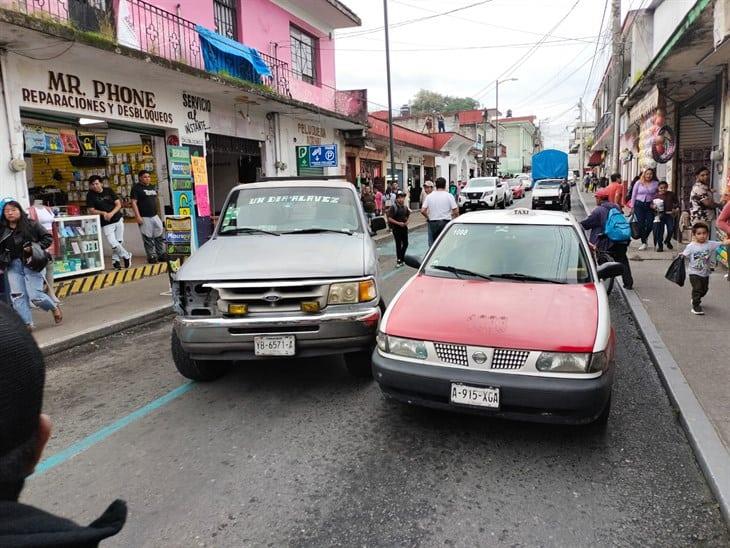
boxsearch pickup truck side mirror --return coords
[404,253,423,269]
[370,216,387,234]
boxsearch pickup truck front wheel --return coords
[345,349,374,378]
[171,330,230,381]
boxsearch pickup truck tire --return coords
[499,196,507,209]
[171,331,230,381]
[345,349,374,378]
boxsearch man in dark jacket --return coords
[0,303,127,546]
[580,188,634,290]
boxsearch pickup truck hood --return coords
[176,233,367,281]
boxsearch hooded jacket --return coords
[580,201,621,251]
[0,497,126,547]
[0,218,52,270]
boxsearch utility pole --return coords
[609,0,622,172]
[482,108,488,176]
[383,0,397,190]
[495,80,499,177]
[578,98,584,179]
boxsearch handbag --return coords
[629,213,641,240]
[664,255,686,287]
[24,242,51,272]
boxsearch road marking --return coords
[31,381,195,478]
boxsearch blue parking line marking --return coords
[31,381,195,478]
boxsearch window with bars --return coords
[290,26,317,85]
[214,0,238,40]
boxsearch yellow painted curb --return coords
[53,263,168,299]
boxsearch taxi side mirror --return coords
[597,261,624,280]
[404,253,423,269]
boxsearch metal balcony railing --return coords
[2,0,367,121]
[593,111,613,143]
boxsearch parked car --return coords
[170,178,387,381]
[508,178,525,199]
[531,178,564,210]
[458,177,510,212]
[515,173,531,190]
[373,208,624,425]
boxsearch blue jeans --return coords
[633,200,654,244]
[427,219,449,246]
[6,259,56,326]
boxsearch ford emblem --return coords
[263,294,281,303]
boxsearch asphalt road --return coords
[23,191,729,547]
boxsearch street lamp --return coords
[495,77,518,176]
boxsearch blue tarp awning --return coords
[195,25,272,83]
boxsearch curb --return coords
[55,263,168,299]
[39,305,173,357]
[576,188,730,526]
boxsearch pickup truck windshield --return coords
[219,187,362,235]
[533,180,562,189]
[466,178,497,188]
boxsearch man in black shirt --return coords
[387,191,410,267]
[0,303,127,546]
[86,176,131,270]
[130,170,165,264]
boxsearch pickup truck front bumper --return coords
[173,306,380,360]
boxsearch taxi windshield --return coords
[424,223,591,284]
[218,187,362,235]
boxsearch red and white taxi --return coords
[373,208,624,425]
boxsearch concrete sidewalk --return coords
[32,274,173,356]
[576,187,730,524]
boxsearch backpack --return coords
[604,207,631,242]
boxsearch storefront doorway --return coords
[205,133,262,215]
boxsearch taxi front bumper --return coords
[372,350,613,424]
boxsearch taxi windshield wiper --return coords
[489,273,566,284]
[220,227,280,236]
[432,265,492,280]
[280,227,354,235]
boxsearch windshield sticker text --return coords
[248,195,341,205]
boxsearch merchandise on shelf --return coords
[52,215,105,279]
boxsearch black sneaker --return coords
[691,304,705,315]
[665,241,673,250]
[113,261,121,270]
[656,245,663,252]
[123,256,132,269]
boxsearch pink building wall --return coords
[152,0,216,29]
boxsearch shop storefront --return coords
[0,50,202,274]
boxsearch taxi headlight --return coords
[385,335,428,360]
[588,351,609,372]
[376,331,388,352]
[536,352,590,373]
[328,280,377,305]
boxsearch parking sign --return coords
[309,144,338,168]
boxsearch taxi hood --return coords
[386,274,598,352]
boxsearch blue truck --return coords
[530,149,569,210]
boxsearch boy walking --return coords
[681,222,730,315]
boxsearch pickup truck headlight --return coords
[536,352,590,373]
[328,279,377,304]
[484,190,494,195]
[378,333,428,359]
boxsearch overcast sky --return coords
[334,0,633,150]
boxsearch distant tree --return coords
[410,89,479,114]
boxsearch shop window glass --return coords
[214,0,238,40]
[290,26,317,85]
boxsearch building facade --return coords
[496,115,542,175]
[0,0,367,222]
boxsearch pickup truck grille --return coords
[466,192,483,199]
[207,282,328,313]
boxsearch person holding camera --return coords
[0,200,62,329]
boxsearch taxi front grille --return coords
[434,343,468,367]
[491,349,529,370]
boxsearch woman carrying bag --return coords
[0,200,62,329]
[627,168,658,250]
